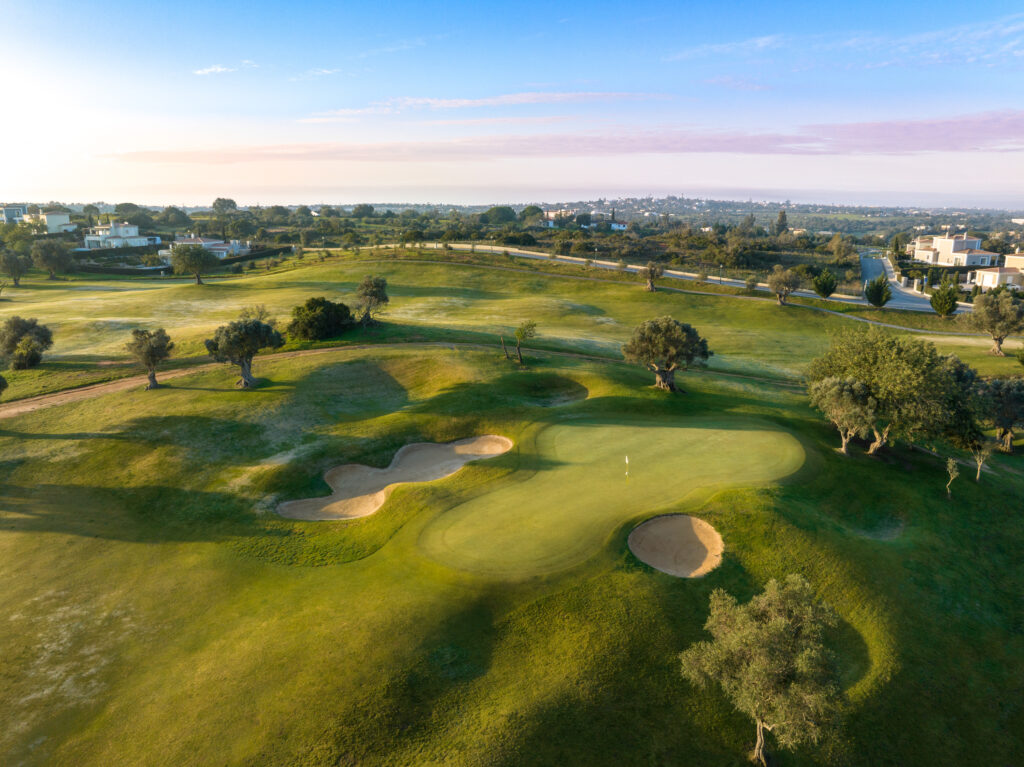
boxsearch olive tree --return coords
[30,240,72,279]
[0,316,53,370]
[355,275,389,324]
[1,250,29,286]
[171,244,219,285]
[125,328,174,389]
[807,328,950,454]
[981,377,1024,452]
[807,377,877,455]
[513,320,536,365]
[767,264,801,305]
[204,319,283,388]
[638,261,663,292]
[680,575,842,767]
[961,291,1024,355]
[287,297,353,340]
[622,316,711,392]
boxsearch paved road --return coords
[858,252,966,313]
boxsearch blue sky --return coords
[3,0,1023,206]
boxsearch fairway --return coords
[418,417,805,577]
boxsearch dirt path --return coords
[0,341,802,420]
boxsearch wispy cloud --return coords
[418,115,574,127]
[193,64,235,75]
[290,68,341,81]
[301,91,668,122]
[193,60,258,75]
[116,110,1024,164]
[666,35,784,61]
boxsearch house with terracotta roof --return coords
[907,234,998,267]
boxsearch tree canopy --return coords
[212,198,238,217]
[864,274,892,307]
[639,261,664,292]
[961,291,1024,355]
[807,377,877,455]
[30,240,72,279]
[767,264,801,305]
[287,297,354,340]
[1,249,29,286]
[355,275,389,323]
[622,316,711,392]
[680,575,841,767]
[125,328,174,389]
[512,319,537,364]
[982,377,1024,452]
[807,328,950,453]
[171,245,219,285]
[204,319,283,389]
[812,268,837,299]
[0,316,53,370]
[930,277,960,318]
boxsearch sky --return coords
[2,0,1023,208]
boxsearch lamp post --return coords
[718,263,723,284]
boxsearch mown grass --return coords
[1,346,1022,765]
[2,250,1020,400]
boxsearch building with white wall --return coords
[159,235,250,259]
[907,234,998,267]
[23,212,77,234]
[0,205,27,224]
[82,222,161,249]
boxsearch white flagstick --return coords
[625,455,629,478]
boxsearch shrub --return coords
[745,275,758,292]
[10,337,43,369]
[287,297,354,340]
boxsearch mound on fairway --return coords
[627,514,723,577]
[419,417,804,577]
[277,435,513,520]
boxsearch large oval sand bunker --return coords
[628,514,723,577]
[277,435,513,521]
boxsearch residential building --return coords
[906,234,998,267]
[82,222,161,249]
[1004,251,1024,270]
[970,267,1022,290]
[159,235,250,259]
[23,212,77,234]
[0,205,27,224]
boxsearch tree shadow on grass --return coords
[0,482,280,543]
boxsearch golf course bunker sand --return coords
[277,435,513,521]
[628,514,724,577]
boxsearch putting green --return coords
[418,417,805,577]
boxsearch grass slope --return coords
[1,347,1022,765]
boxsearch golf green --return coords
[418,417,805,577]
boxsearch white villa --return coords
[82,222,161,249]
[0,205,27,224]
[907,234,998,267]
[159,235,250,259]
[23,212,77,234]
[968,250,1024,291]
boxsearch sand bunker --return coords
[277,435,513,521]
[628,514,723,578]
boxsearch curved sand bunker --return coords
[628,514,723,578]
[277,435,513,521]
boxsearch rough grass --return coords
[1,347,1022,766]
[2,252,1021,400]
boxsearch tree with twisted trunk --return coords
[1,249,29,287]
[171,244,219,285]
[513,320,536,365]
[807,377,876,454]
[125,328,174,389]
[355,275,389,324]
[981,377,1024,452]
[622,316,711,392]
[680,575,842,767]
[204,319,283,389]
[961,291,1024,355]
[767,264,801,305]
[638,261,663,292]
[31,240,72,279]
[807,328,950,454]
